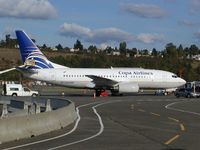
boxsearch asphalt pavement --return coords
[0,94,200,150]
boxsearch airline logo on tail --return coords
[16,30,54,69]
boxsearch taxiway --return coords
[0,95,200,150]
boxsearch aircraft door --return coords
[51,72,56,82]
[23,87,30,96]
[3,84,6,95]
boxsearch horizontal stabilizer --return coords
[16,65,38,73]
[0,68,16,75]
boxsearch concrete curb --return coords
[0,101,77,143]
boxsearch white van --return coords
[2,83,39,97]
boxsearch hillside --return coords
[0,48,74,70]
[0,48,200,81]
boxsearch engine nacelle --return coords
[114,82,139,93]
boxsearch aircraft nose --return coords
[180,78,186,85]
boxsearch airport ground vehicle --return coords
[1,83,39,97]
[175,88,200,98]
[155,88,177,96]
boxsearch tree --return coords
[184,47,190,57]
[130,48,138,56]
[6,34,11,47]
[0,40,6,47]
[177,44,184,58]
[55,44,63,51]
[31,39,36,43]
[105,46,114,54]
[164,43,178,58]
[5,34,17,48]
[64,46,70,52]
[142,49,149,55]
[42,44,47,49]
[88,45,97,53]
[189,44,199,56]
[152,48,158,56]
[74,40,83,51]
[119,41,127,54]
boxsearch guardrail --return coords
[0,100,77,144]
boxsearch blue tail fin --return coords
[16,30,54,69]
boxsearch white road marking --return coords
[138,109,145,112]
[136,99,182,102]
[3,102,100,150]
[5,98,187,150]
[165,101,200,116]
[150,112,161,117]
[48,100,122,150]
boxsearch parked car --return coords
[2,83,39,97]
[175,88,200,98]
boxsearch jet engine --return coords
[113,82,139,93]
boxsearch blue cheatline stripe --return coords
[25,57,54,69]
[16,31,54,69]
[24,50,54,69]
[34,60,53,69]
[29,57,50,66]
[28,53,44,57]
[35,61,50,69]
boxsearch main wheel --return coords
[32,93,37,97]
[186,94,191,98]
[12,93,17,96]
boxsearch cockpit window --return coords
[172,75,178,78]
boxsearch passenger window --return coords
[10,88,19,91]
[24,88,30,92]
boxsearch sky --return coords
[0,0,200,50]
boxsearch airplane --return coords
[0,68,16,74]
[1,30,186,96]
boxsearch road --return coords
[0,95,200,150]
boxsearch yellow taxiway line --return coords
[138,109,146,112]
[164,134,180,145]
[179,123,185,131]
[168,117,180,123]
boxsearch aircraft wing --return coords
[0,68,16,75]
[86,75,118,88]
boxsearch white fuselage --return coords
[14,30,186,94]
[23,68,186,89]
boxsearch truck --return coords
[175,81,200,98]
[1,83,39,97]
